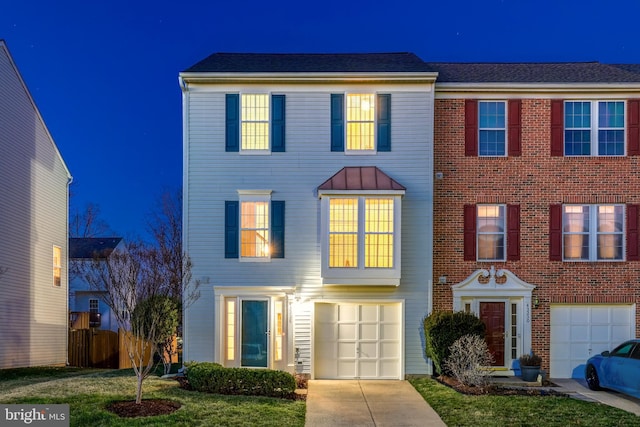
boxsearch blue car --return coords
[585,339,640,399]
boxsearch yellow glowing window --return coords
[346,94,375,151]
[241,94,269,150]
[241,201,270,258]
[226,299,236,361]
[53,245,62,287]
[477,205,505,261]
[329,198,358,267]
[274,300,284,362]
[563,204,623,261]
[365,199,394,267]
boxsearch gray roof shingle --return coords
[424,62,640,83]
[69,237,122,259]
[183,52,434,73]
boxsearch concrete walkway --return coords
[305,380,446,427]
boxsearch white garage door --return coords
[550,305,635,379]
[314,302,402,379]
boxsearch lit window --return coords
[241,94,269,150]
[477,205,505,261]
[274,300,284,362]
[241,201,270,258]
[479,101,506,156]
[365,198,394,267]
[226,299,236,361]
[565,101,625,156]
[53,246,61,287]
[329,198,358,267]
[328,197,395,269]
[563,204,624,261]
[347,94,375,151]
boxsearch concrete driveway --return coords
[554,378,640,416]
[305,380,446,427]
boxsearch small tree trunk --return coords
[136,373,144,404]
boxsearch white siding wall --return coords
[184,82,434,376]
[0,43,71,369]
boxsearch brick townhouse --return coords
[429,62,640,378]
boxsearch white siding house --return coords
[69,237,124,333]
[180,53,436,378]
[0,40,72,369]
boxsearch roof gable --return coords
[318,167,406,191]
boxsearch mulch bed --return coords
[106,399,181,418]
[436,375,568,397]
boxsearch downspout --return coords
[179,75,190,365]
[66,175,73,366]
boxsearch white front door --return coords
[550,305,635,378]
[314,302,402,379]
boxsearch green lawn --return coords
[0,367,305,427]
[410,377,640,427]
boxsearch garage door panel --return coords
[361,305,378,320]
[360,324,378,340]
[381,342,399,358]
[360,342,378,358]
[338,323,356,340]
[315,302,402,379]
[338,360,356,377]
[338,305,357,322]
[612,309,632,323]
[589,307,611,323]
[551,305,634,379]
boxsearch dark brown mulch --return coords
[436,375,567,397]
[106,399,181,418]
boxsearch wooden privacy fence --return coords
[68,329,118,368]
[69,329,177,369]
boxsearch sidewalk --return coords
[305,380,446,427]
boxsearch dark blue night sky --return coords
[3,0,640,237]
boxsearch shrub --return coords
[423,311,486,376]
[185,362,296,398]
[444,334,494,388]
[519,352,542,367]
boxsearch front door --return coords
[480,302,505,366]
[241,300,268,367]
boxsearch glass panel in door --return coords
[241,300,268,367]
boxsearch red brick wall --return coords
[433,98,640,369]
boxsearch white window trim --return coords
[562,204,625,262]
[237,190,272,262]
[319,190,403,286]
[478,100,508,158]
[214,286,294,370]
[564,100,626,157]
[344,92,378,155]
[240,92,271,155]
[477,204,507,262]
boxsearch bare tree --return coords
[69,201,114,238]
[146,188,199,374]
[78,188,199,402]
[81,241,166,403]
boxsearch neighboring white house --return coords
[0,40,72,369]
[180,53,437,378]
[69,237,124,333]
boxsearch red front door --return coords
[480,302,505,366]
